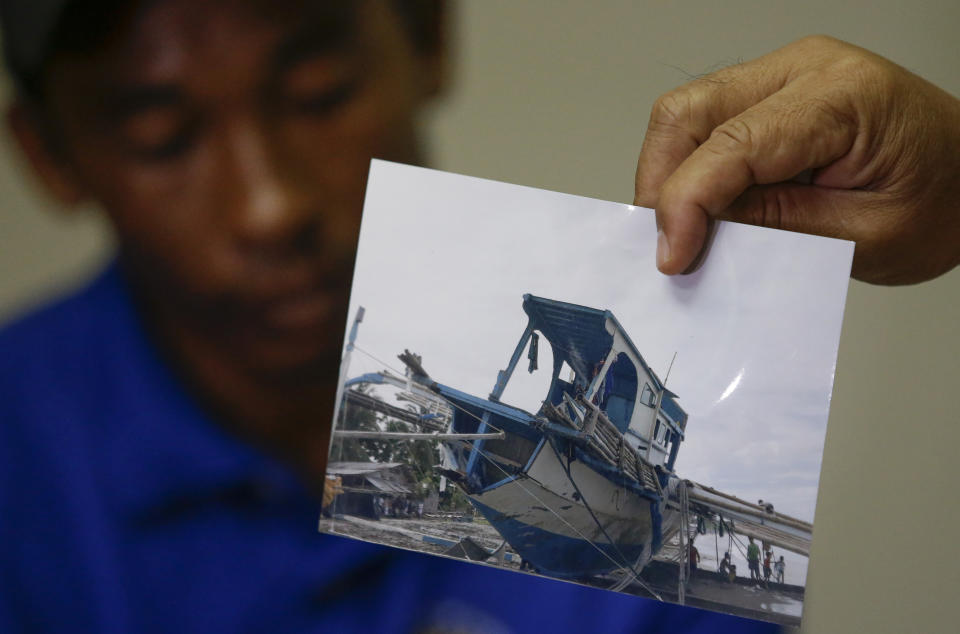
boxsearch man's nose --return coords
[225,120,315,253]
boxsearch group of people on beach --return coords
[690,536,786,586]
[746,537,786,586]
[375,496,425,520]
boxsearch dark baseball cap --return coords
[0,0,71,86]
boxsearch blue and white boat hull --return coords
[433,384,677,578]
[466,442,665,578]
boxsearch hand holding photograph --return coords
[321,160,853,626]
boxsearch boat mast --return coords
[646,351,677,462]
[329,306,365,454]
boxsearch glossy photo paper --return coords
[320,160,854,626]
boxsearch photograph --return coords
[321,160,854,627]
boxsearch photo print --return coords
[321,160,853,626]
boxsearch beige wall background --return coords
[1,1,957,632]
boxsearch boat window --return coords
[601,353,638,433]
[640,383,655,406]
[655,418,668,445]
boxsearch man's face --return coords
[33,0,441,377]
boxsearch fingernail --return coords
[657,229,671,270]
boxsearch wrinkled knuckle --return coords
[806,95,858,131]
[651,90,695,130]
[757,188,787,230]
[832,54,904,122]
[830,53,870,78]
[829,52,890,90]
[709,118,756,154]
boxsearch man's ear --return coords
[6,102,87,207]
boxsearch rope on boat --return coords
[715,517,720,578]
[718,514,750,564]
[461,439,663,601]
[677,480,690,605]
[545,436,663,602]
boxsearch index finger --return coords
[655,75,858,273]
[634,35,847,209]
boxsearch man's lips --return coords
[243,269,353,336]
[259,287,341,332]
[239,263,342,299]
[212,252,355,335]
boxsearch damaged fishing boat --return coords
[430,294,688,579]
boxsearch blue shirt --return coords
[0,263,778,633]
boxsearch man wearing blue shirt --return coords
[7,0,957,630]
[0,1,776,631]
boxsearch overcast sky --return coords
[343,160,853,525]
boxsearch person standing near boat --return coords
[747,537,762,582]
[688,540,701,579]
[718,551,732,581]
[775,556,786,584]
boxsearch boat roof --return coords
[433,383,537,426]
[522,294,686,425]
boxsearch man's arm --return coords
[635,35,960,285]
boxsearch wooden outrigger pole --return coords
[331,430,505,441]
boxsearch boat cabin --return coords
[491,295,687,473]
